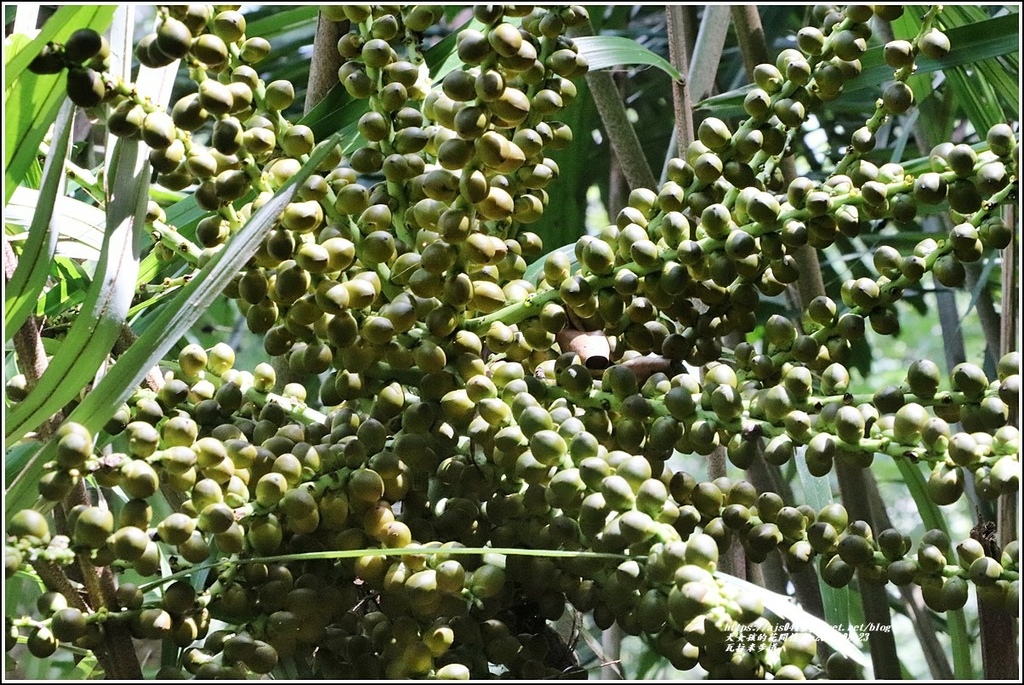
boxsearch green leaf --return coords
[6,185,106,259]
[4,443,38,489]
[5,136,149,444]
[247,5,319,38]
[4,6,116,205]
[5,99,74,334]
[299,85,367,150]
[41,257,90,319]
[893,459,973,679]
[3,132,345,517]
[848,14,1019,97]
[794,455,855,650]
[573,35,683,81]
[697,14,1020,117]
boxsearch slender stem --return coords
[601,622,623,680]
[987,205,1020,680]
[688,5,732,103]
[730,6,771,76]
[961,260,1003,373]
[865,475,955,679]
[665,6,694,155]
[567,20,657,191]
[305,13,346,115]
[833,465,902,679]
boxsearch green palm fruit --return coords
[66,67,106,108]
[74,506,114,548]
[9,509,50,542]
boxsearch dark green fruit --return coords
[50,608,88,642]
[882,81,913,114]
[65,29,104,63]
[27,626,58,658]
[951,362,988,399]
[111,525,149,561]
[73,507,113,549]
[28,43,65,74]
[66,68,106,108]
[156,18,193,60]
[907,359,941,398]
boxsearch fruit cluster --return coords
[7,3,1019,680]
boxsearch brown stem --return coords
[962,261,1003,371]
[983,204,1019,680]
[974,520,1018,680]
[865,474,954,679]
[5,240,48,385]
[113,323,162,393]
[782,157,827,310]
[4,238,65,441]
[729,6,771,76]
[665,6,695,155]
[726,12,825,310]
[834,464,901,679]
[304,13,346,115]
[568,19,657,191]
[97,566,143,679]
[31,560,117,678]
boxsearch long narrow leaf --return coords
[4,132,344,517]
[5,186,106,259]
[893,460,973,678]
[5,136,148,444]
[5,99,74,334]
[697,14,1020,116]
[574,35,683,81]
[795,452,855,645]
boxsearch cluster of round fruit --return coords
[9,2,1020,680]
[7,337,1018,677]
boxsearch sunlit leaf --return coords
[5,132,344,516]
[574,35,683,81]
[4,100,74,334]
[5,136,149,445]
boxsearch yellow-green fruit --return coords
[917,28,950,59]
[9,509,50,541]
[157,512,196,546]
[247,515,283,555]
[349,468,385,505]
[112,525,150,561]
[74,507,114,548]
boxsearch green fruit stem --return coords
[149,220,203,265]
[804,178,1018,349]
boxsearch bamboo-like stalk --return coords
[962,261,1004,372]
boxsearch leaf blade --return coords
[4,99,75,334]
[573,35,683,81]
[4,136,149,444]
